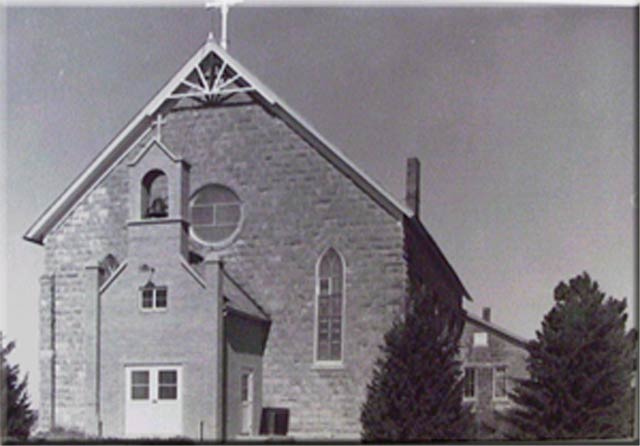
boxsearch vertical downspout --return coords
[222,306,228,442]
[84,262,101,435]
[205,253,225,441]
[50,274,56,428]
[96,288,101,436]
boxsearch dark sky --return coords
[3,6,636,408]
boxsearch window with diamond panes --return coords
[316,248,344,362]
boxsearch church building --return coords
[24,31,472,440]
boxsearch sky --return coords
[2,5,636,410]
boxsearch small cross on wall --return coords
[153,113,167,141]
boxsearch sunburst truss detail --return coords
[169,53,255,105]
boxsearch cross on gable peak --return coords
[205,0,243,50]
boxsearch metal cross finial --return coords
[153,113,167,141]
[205,0,242,50]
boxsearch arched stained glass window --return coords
[316,248,344,362]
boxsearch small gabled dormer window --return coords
[140,281,168,311]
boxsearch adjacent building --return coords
[461,307,529,439]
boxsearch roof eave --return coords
[406,216,473,301]
[24,38,412,245]
[23,40,217,245]
[270,103,413,221]
[464,311,529,348]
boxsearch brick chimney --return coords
[406,158,420,218]
[482,307,491,322]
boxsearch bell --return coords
[146,197,168,218]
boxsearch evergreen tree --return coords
[503,272,636,440]
[360,287,471,441]
[0,336,37,441]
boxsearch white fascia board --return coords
[98,261,128,295]
[23,41,214,244]
[127,138,185,167]
[179,256,207,289]
[185,40,412,220]
[272,103,413,220]
[25,38,411,244]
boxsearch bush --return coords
[1,336,37,441]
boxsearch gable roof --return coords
[127,138,186,167]
[222,269,271,323]
[404,215,473,301]
[465,311,529,349]
[23,36,413,245]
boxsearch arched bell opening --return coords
[141,169,169,219]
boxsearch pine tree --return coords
[503,272,636,440]
[0,336,37,441]
[360,287,471,441]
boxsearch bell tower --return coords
[126,115,190,260]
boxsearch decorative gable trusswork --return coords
[24,36,412,246]
[169,53,255,105]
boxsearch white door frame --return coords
[125,364,183,438]
[239,368,254,436]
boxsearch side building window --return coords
[493,366,508,399]
[315,248,344,363]
[473,332,488,347]
[140,281,168,311]
[463,367,476,400]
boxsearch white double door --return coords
[125,365,182,438]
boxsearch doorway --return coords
[125,365,182,437]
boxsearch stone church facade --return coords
[25,36,471,440]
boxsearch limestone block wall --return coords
[37,274,55,433]
[42,154,130,431]
[159,104,408,437]
[40,99,409,437]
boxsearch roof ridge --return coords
[465,311,529,348]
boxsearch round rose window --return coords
[190,184,242,245]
